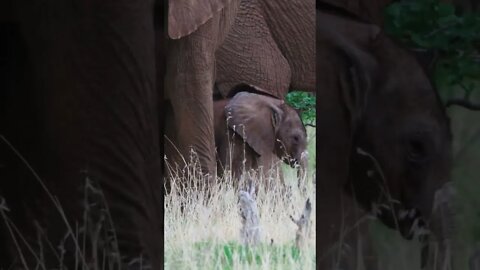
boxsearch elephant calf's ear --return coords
[338,43,377,129]
[225,92,283,156]
[271,106,284,131]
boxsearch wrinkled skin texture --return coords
[164,0,240,182]
[164,0,315,183]
[213,90,307,190]
[0,1,162,268]
[214,0,315,99]
[316,6,453,270]
[168,0,233,39]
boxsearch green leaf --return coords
[384,0,480,102]
[223,244,234,267]
[286,91,316,126]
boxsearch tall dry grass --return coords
[164,128,317,270]
[164,168,316,270]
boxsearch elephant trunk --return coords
[297,151,308,190]
[422,182,456,269]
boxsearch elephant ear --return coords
[337,29,380,130]
[317,11,380,128]
[225,91,284,156]
[168,0,231,39]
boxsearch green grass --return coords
[165,241,312,270]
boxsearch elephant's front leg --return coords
[165,32,217,183]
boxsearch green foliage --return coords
[286,91,316,126]
[384,0,480,98]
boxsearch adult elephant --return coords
[1,1,162,269]
[316,4,454,270]
[164,0,315,183]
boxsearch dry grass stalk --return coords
[290,198,312,250]
[238,181,261,246]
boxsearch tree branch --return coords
[305,123,316,128]
[445,98,480,110]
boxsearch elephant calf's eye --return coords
[407,137,429,163]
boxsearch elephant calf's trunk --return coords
[297,151,309,191]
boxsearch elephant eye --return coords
[293,135,299,143]
[406,136,430,163]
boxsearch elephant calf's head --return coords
[225,89,307,167]
[274,104,308,168]
[318,10,452,242]
[351,45,453,240]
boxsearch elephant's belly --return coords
[214,0,291,99]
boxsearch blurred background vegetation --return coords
[288,1,479,268]
[381,0,480,269]
[385,0,479,103]
[285,91,316,127]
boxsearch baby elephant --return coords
[214,89,308,190]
